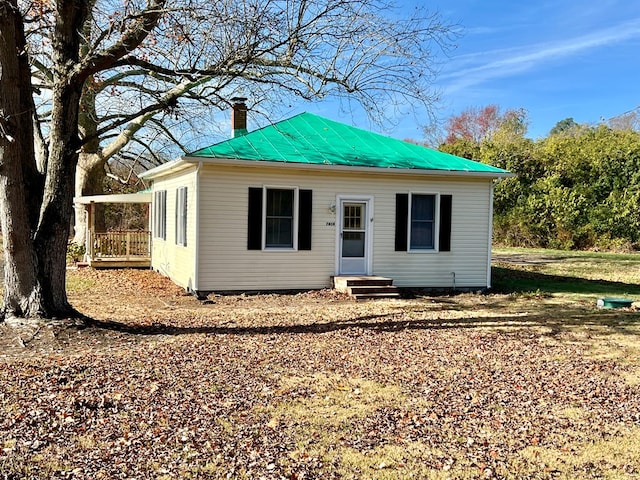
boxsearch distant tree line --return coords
[437,106,640,251]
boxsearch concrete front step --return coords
[348,286,399,295]
[344,278,393,288]
[332,276,400,300]
[333,276,393,290]
[353,292,401,301]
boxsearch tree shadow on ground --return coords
[85,305,640,340]
[492,266,640,297]
[78,263,640,341]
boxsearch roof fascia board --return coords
[74,192,152,204]
[182,155,513,179]
[138,159,192,180]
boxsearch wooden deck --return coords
[86,257,151,269]
[86,230,151,268]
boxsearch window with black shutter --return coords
[395,192,452,252]
[247,187,312,250]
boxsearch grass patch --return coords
[335,442,450,479]
[493,264,640,300]
[492,247,640,301]
[518,427,640,479]
[263,372,404,441]
[65,274,97,294]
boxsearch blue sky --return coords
[298,0,640,141]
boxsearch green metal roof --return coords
[190,112,508,174]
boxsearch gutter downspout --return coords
[486,181,495,289]
[193,161,203,294]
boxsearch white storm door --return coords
[339,201,369,275]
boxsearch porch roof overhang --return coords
[74,192,152,204]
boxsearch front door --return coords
[339,200,370,275]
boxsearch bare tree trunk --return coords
[31,0,90,317]
[73,152,106,245]
[1,0,89,321]
[0,0,45,320]
[33,116,81,316]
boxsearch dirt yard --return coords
[1,258,640,478]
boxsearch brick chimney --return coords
[231,97,248,138]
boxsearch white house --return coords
[139,102,510,296]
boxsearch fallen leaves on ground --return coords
[1,268,640,479]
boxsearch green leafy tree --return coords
[493,121,640,250]
[440,107,640,250]
[439,138,481,161]
[549,117,578,136]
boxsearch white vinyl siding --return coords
[149,169,197,290]
[195,164,494,291]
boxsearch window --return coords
[410,194,436,250]
[395,193,452,252]
[247,187,313,251]
[175,187,188,246]
[153,190,167,240]
[265,188,294,248]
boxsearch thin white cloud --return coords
[442,17,640,94]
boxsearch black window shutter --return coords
[174,191,178,243]
[395,193,409,251]
[248,187,263,250]
[439,194,452,252]
[298,189,312,250]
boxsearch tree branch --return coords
[74,0,167,82]
[97,75,215,159]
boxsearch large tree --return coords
[1,0,454,322]
[0,0,43,318]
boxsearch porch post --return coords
[146,203,152,258]
[86,202,95,260]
